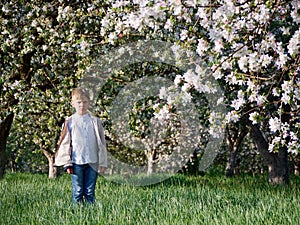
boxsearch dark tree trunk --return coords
[250,124,289,185]
[225,124,248,177]
[225,146,238,177]
[0,113,14,180]
[268,147,289,184]
[293,157,300,176]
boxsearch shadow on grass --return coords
[102,168,300,196]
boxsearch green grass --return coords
[1,172,300,225]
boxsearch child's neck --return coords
[76,112,89,116]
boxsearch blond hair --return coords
[72,88,90,101]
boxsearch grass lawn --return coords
[0,171,299,225]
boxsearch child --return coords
[55,88,107,204]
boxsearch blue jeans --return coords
[71,164,98,204]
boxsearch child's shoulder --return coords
[89,114,103,125]
[62,116,73,127]
[65,115,73,121]
[90,114,100,121]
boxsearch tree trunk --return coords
[250,124,289,185]
[42,149,58,179]
[293,158,299,176]
[294,164,299,176]
[267,147,289,184]
[0,113,14,180]
[147,149,156,175]
[225,124,248,177]
[225,147,238,177]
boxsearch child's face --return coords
[72,96,90,115]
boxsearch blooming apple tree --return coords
[1,0,299,183]
[92,0,300,183]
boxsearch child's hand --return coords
[98,166,106,174]
[66,167,74,174]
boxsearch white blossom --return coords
[249,112,259,124]
[230,90,245,110]
[281,27,290,35]
[108,33,117,45]
[213,39,224,53]
[154,105,170,120]
[133,0,149,7]
[212,69,223,80]
[269,117,281,133]
[159,87,168,100]
[180,30,188,41]
[112,1,130,8]
[287,29,300,56]
[174,75,182,86]
[172,1,182,16]
[180,91,192,103]
[171,44,181,59]
[256,4,270,23]
[282,80,293,93]
[181,83,191,92]
[196,38,208,56]
[248,52,260,72]
[226,111,240,123]
[246,79,256,91]
[281,93,291,104]
[276,53,289,68]
[291,1,300,23]
[238,56,248,73]
[256,95,266,106]
[183,69,196,84]
[101,16,111,29]
[260,54,273,68]
[164,19,173,30]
